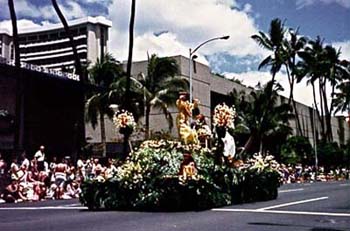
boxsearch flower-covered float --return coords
[80,93,281,211]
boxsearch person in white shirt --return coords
[20,151,30,170]
[34,146,45,171]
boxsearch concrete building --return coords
[0,32,13,60]
[0,60,84,158]
[0,16,111,71]
[86,55,350,150]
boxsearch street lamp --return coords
[312,103,319,179]
[189,35,230,104]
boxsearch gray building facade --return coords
[86,55,350,148]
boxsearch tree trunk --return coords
[121,0,136,157]
[312,82,324,140]
[285,64,303,136]
[292,97,304,136]
[322,82,333,142]
[124,0,136,110]
[51,0,82,78]
[8,0,24,151]
[318,80,327,141]
[99,111,106,157]
[145,104,151,139]
[8,0,20,67]
[52,0,85,156]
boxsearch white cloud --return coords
[107,0,266,63]
[333,40,350,61]
[296,0,350,9]
[296,0,316,9]
[38,1,87,21]
[0,0,87,22]
[0,19,43,35]
[224,70,316,107]
[243,3,253,13]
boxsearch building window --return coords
[18,36,27,43]
[39,34,49,41]
[79,27,87,34]
[50,33,59,39]
[28,35,37,41]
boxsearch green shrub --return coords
[317,141,344,168]
[281,136,313,165]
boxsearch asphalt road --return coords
[0,181,349,231]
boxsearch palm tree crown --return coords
[135,54,188,138]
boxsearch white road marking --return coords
[63,203,81,207]
[0,206,87,210]
[340,183,350,186]
[212,208,350,217]
[256,196,328,211]
[279,188,304,193]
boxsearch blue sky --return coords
[0,0,349,106]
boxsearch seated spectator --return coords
[10,157,19,181]
[2,179,27,203]
[105,158,117,179]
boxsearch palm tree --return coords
[333,60,350,113]
[134,54,188,139]
[251,18,286,83]
[297,37,327,140]
[51,0,82,78]
[230,81,292,155]
[283,28,307,136]
[323,45,343,141]
[253,19,307,136]
[297,38,344,142]
[85,54,124,156]
[118,0,137,157]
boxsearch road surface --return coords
[0,180,349,231]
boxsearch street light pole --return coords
[312,103,319,179]
[189,48,193,104]
[189,35,230,104]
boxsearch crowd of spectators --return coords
[0,146,349,204]
[0,146,117,203]
[279,163,349,184]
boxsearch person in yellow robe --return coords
[176,93,199,144]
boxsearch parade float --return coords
[80,94,280,211]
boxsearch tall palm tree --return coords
[119,0,137,157]
[297,37,326,140]
[323,45,342,141]
[253,19,307,136]
[51,0,82,78]
[283,28,307,136]
[297,38,343,142]
[85,54,124,156]
[251,18,286,83]
[133,54,188,139]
